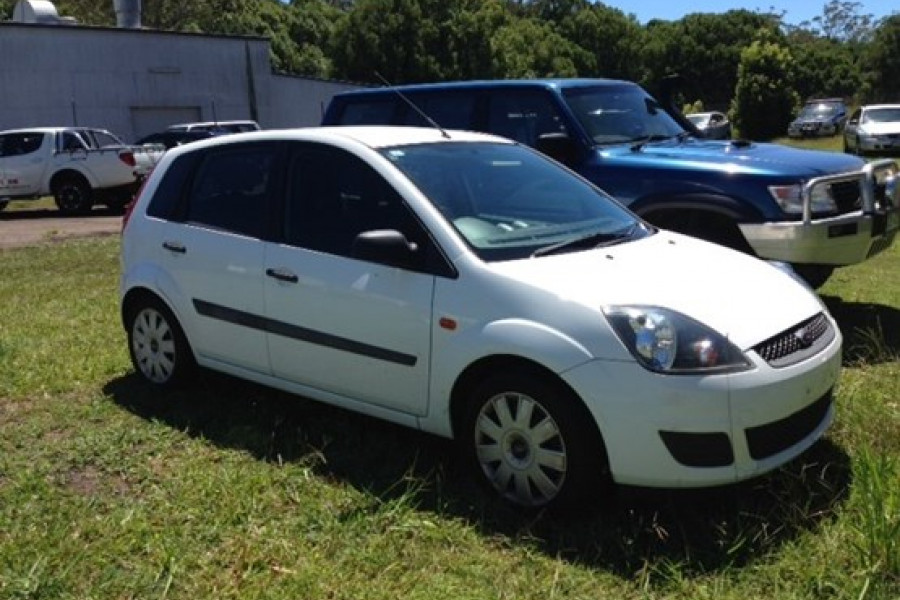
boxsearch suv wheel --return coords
[126,297,195,387]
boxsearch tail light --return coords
[119,151,136,167]
[122,177,148,232]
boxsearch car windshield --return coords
[863,108,900,123]
[799,103,839,118]
[380,142,645,262]
[562,85,685,145]
[687,114,709,127]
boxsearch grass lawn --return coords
[1,177,899,597]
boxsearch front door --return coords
[263,143,438,416]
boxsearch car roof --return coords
[167,126,512,154]
[0,126,110,135]
[861,104,900,110]
[332,78,636,99]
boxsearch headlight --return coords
[603,306,751,374]
[768,183,837,214]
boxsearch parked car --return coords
[166,120,260,134]
[686,111,731,139]
[323,80,900,289]
[121,126,843,510]
[0,127,164,214]
[136,130,215,149]
[787,98,848,138]
[843,104,900,156]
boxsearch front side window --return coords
[564,85,684,145]
[284,144,439,271]
[184,144,278,238]
[381,142,646,262]
[486,91,568,146]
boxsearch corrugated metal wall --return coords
[0,23,361,142]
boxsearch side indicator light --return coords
[439,317,457,331]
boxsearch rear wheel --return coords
[0,199,8,212]
[53,176,93,215]
[459,370,610,510]
[126,296,195,387]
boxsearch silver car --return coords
[843,104,900,156]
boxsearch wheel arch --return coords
[49,168,96,192]
[631,193,762,254]
[448,354,604,447]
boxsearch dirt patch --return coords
[0,208,122,250]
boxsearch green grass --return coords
[0,232,898,598]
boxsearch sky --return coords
[605,1,898,26]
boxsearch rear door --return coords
[263,143,442,416]
[153,142,282,374]
[0,132,48,197]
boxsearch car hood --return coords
[489,231,825,350]
[600,138,863,177]
[792,116,833,124]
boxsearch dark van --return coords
[322,79,899,288]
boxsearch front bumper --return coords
[561,316,842,488]
[740,159,900,265]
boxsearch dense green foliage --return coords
[5,0,899,137]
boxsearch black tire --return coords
[126,296,196,388]
[104,197,130,214]
[459,369,610,511]
[790,264,835,290]
[0,199,8,212]
[53,176,93,215]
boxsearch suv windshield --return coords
[380,142,644,261]
[563,85,685,145]
[799,103,841,119]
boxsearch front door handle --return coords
[162,241,186,254]
[266,267,298,283]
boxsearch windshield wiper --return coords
[532,223,640,257]
[629,134,675,152]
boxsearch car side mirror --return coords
[352,229,418,269]
[536,132,578,166]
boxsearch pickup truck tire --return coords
[0,200,7,212]
[789,264,834,289]
[639,207,755,255]
[53,176,93,215]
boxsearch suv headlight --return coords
[768,183,837,214]
[603,306,751,374]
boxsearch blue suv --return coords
[322,79,899,288]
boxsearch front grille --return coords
[745,391,832,460]
[753,313,834,368]
[829,180,862,214]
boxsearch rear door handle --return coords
[162,241,186,254]
[266,267,298,283]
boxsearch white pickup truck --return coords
[0,127,164,214]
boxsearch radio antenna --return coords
[374,71,450,139]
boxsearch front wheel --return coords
[0,199,8,212]
[126,296,195,387]
[460,370,610,510]
[790,264,835,290]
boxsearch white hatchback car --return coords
[120,126,841,510]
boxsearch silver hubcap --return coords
[132,307,176,383]
[474,391,567,507]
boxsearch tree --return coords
[730,39,798,140]
[490,17,581,78]
[643,11,782,111]
[861,14,900,102]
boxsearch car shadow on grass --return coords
[104,369,852,579]
[821,296,900,366]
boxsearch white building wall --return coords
[0,22,361,142]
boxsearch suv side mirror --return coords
[352,229,418,269]
[536,133,578,166]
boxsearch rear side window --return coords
[335,99,398,125]
[0,132,44,157]
[400,93,476,130]
[183,144,279,238]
